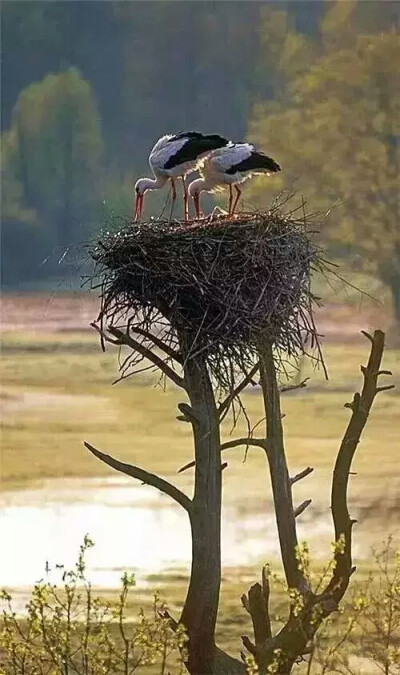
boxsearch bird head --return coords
[133,180,149,220]
[188,179,204,219]
[134,178,150,196]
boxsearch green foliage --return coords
[247,539,400,673]
[248,2,400,318]
[0,536,186,674]
[302,538,400,673]
[1,67,103,281]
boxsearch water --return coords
[1,474,384,594]
[0,477,281,589]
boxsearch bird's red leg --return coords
[228,184,233,216]
[169,178,177,221]
[232,185,241,215]
[193,192,201,219]
[181,176,188,222]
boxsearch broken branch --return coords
[294,499,312,518]
[290,467,314,485]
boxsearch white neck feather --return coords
[136,175,168,194]
[188,177,210,196]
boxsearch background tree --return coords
[2,68,103,269]
[247,1,400,320]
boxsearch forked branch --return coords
[84,441,192,513]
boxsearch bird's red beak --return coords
[134,193,144,221]
[193,192,201,219]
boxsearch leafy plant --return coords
[0,535,186,675]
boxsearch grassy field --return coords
[1,329,399,503]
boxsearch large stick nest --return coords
[88,207,325,391]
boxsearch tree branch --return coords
[94,324,186,390]
[280,378,309,394]
[221,437,267,451]
[218,363,260,417]
[294,499,312,518]
[129,325,183,364]
[84,441,192,513]
[290,467,314,485]
[177,437,267,473]
[327,329,391,598]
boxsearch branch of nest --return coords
[218,363,260,419]
[90,322,186,390]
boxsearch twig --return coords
[290,467,314,485]
[129,325,183,364]
[221,437,266,451]
[84,441,192,513]
[280,378,309,394]
[218,363,260,418]
[294,499,312,518]
[177,437,266,473]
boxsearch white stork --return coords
[188,143,281,218]
[134,131,229,221]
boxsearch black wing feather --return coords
[165,133,229,169]
[225,151,281,175]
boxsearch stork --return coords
[134,132,229,221]
[188,143,281,218]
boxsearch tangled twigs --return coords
[86,208,327,393]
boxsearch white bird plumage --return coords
[188,142,281,217]
[134,132,229,221]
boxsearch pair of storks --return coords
[134,132,281,221]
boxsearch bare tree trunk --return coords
[258,337,306,592]
[180,350,222,674]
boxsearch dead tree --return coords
[238,329,392,674]
[84,210,392,674]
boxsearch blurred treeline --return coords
[1,1,399,318]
